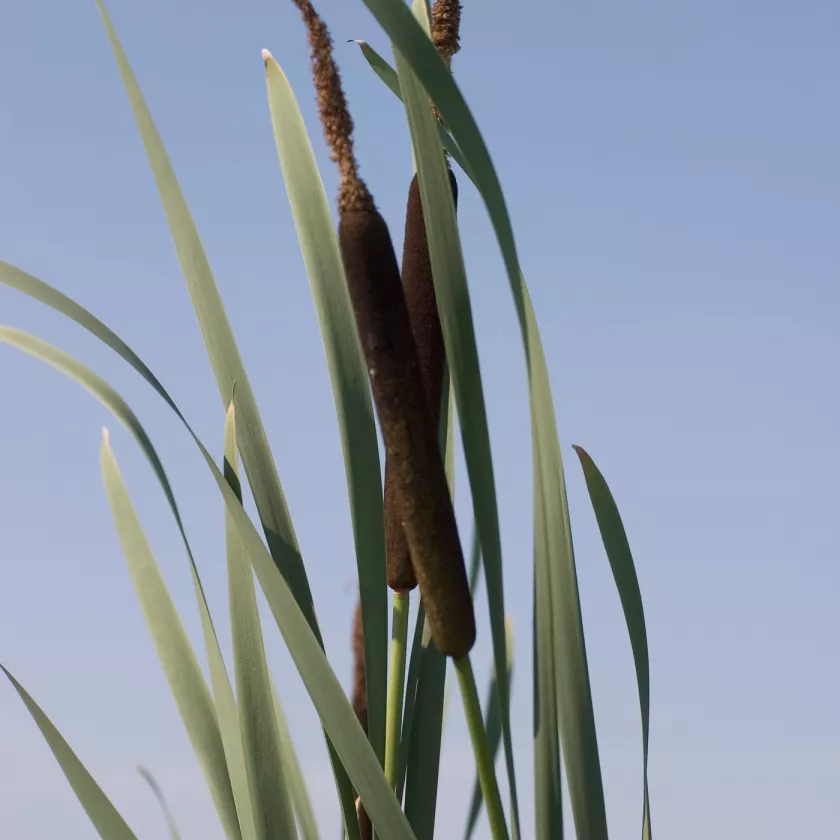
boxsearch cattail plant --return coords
[289,0,475,661]
[0,2,654,840]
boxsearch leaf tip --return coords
[261,48,274,67]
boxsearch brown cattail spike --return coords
[385,169,459,592]
[293,0,475,658]
[290,0,373,215]
[431,0,462,65]
[339,207,475,657]
[351,600,372,840]
[351,598,367,730]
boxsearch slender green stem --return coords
[455,656,510,840]
[385,590,410,790]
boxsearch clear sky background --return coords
[1,0,838,838]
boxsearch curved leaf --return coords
[573,446,652,840]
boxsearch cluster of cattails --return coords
[286,0,469,833]
[288,0,474,659]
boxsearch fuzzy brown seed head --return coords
[290,0,374,214]
[351,597,367,730]
[384,169,459,593]
[431,0,462,64]
[339,207,475,657]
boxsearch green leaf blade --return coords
[263,52,387,770]
[95,0,320,642]
[573,446,652,840]
[225,404,299,840]
[99,432,242,840]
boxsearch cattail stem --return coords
[455,656,509,840]
[384,590,410,790]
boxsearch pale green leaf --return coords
[94,0,319,639]
[263,52,387,769]
[224,405,298,840]
[100,434,242,840]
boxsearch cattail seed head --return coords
[385,168,459,592]
[339,208,475,657]
[293,0,475,657]
[351,598,367,730]
[350,600,372,840]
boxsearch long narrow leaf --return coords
[95,0,319,637]
[1,666,139,840]
[533,483,563,840]
[573,446,652,840]
[225,405,298,840]
[391,11,521,836]
[100,433,242,840]
[264,52,387,769]
[351,4,609,836]
[0,329,416,840]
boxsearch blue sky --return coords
[1,0,838,838]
